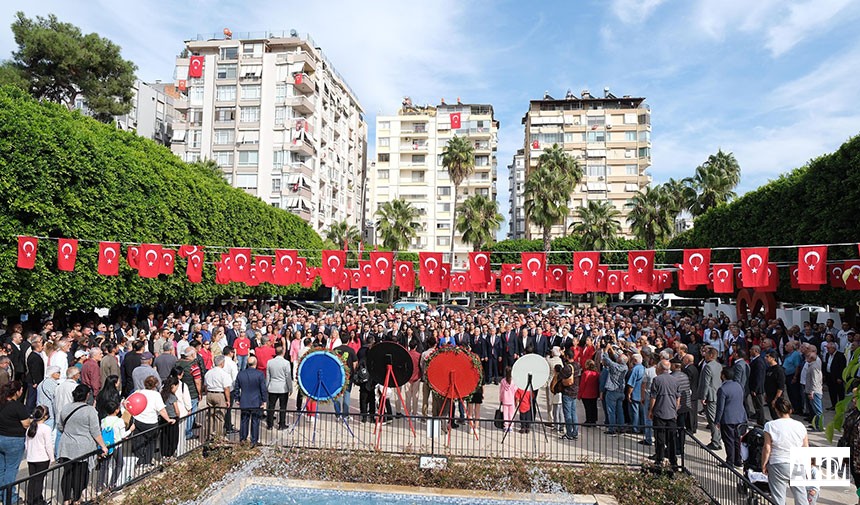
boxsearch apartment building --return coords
[75,79,175,146]
[518,88,651,238]
[170,30,367,234]
[368,99,499,267]
[507,149,526,239]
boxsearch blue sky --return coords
[3,0,860,238]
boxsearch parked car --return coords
[393,301,429,313]
[440,304,468,313]
[343,295,379,305]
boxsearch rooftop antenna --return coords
[290,29,299,37]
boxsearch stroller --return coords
[737,425,772,504]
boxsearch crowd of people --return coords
[0,299,858,505]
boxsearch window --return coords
[624,113,637,124]
[412,154,425,164]
[587,164,606,177]
[377,169,389,179]
[240,65,262,78]
[475,155,489,166]
[625,148,635,159]
[240,106,260,122]
[213,129,235,145]
[625,164,639,176]
[242,42,263,57]
[411,171,424,182]
[639,114,648,125]
[190,86,204,105]
[437,186,451,196]
[188,130,202,149]
[476,188,490,197]
[625,131,637,141]
[437,237,450,246]
[587,116,605,128]
[625,183,639,192]
[638,147,651,158]
[240,84,261,100]
[436,222,450,230]
[378,137,389,147]
[639,130,650,142]
[238,151,259,166]
[378,121,390,130]
[216,85,236,101]
[586,131,606,143]
[273,150,284,169]
[236,174,258,189]
[238,130,259,144]
[378,153,390,162]
[437,202,451,212]
[188,110,203,126]
[272,178,282,193]
[216,64,237,79]
[533,133,563,145]
[563,132,576,143]
[215,107,236,122]
[275,83,287,101]
[219,46,238,60]
[214,151,234,167]
[271,201,280,209]
[274,106,286,125]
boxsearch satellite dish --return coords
[366,341,413,385]
[511,353,550,390]
[297,350,347,402]
[290,29,299,37]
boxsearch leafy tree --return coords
[524,145,581,253]
[324,220,361,251]
[0,61,27,90]
[660,177,695,220]
[627,186,674,249]
[570,200,621,251]
[441,135,475,262]
[687,150,740,216]
[0,86,322,314]
[537,143,582,189]
[9,11,137,122]
[456,194,503,252]
[375,199,420,256]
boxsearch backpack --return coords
[101,425,116,455]
[354,361,370,384]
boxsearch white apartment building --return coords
[519,88,652,238]
[368,99,499,267]
[170,31,367,234]
[507,149,526,239]
[75,79,175,146]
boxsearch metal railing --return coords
[0,409,211,505]
[684,433,777,505]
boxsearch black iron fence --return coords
[0,408,211,505]
[684,434,777,505]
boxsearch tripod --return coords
[373,362,416,450]
[500,373,548,448]
[290,369,354,441]
[435,370,479,445]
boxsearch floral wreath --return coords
[424,345,483,397]
[296,346,350,403]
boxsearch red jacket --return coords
[578,370,599,400]
[81,359,101,397]
[255,345,275,374]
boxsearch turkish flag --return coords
[513,273,524,293]
[712,264,734,293]
[759,263,779,293]
[17,236,38,269]
[790,265,820,291]
[682,249,711,285]
[220,253,233,283]
[478,274,497,293]
[215,258,229,285]
[621,273,634,292]
[359,260,372,287]
[370,251,393,291]
[255,256,274,284]
[829,263,846,288]
[160,249,176,275]
[274,249,298,285]
[657,270,673,291]
[178,245,200,258]
[532,140,540,150]
[321,250,346,287]
[449,272,467,292]
[247,264,261,287]
[395,261,415,292]
[188,55,204,78]
[178,79,187,91]
[566,270,586,294]
[677,265,693,291]
[300,266,318,288]
[641,273,659,293]
[628,250,655,290]
[295,257,307,283]
[573,251,600,291]
[521,252,546,291]
[500,271,517,294]
[797,246,827,285]
[419,252,443,292]
[57,238,78,272]
[469,252,491,286]
[741,247,769,288]
[229,248,252,283]
[450,112,461,129]
[127,245,140,269]
[844,261,860,290]
[349,269,363,290]
[595,265,608,292]
[606,270,622,294]
[546,265,567,291]
[440,263,451,290]
[97,242,121,276]
[186,250,204,283]
[294,73,303,85]
[335,269,350,291]
[138,243,162,278]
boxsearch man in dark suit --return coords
[748,345,767,425]
[698,347,722,450]
[533,331,550,357]
[517,328,535,358]
[235,356,268,447]
[225,320,241,348]
[487,328,503,384]
[823,341,847,410]
[24,336,45,412]
[681,354,700,433]
[714,367,747,468]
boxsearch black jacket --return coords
[749,355,767,395]
[764,364,786,401]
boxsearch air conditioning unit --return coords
[597,176,605,181]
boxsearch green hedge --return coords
[669,133,860,306]
[0,86,323,313]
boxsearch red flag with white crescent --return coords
[790,265,819,292]
[829,263,846,288]
[127,245,140,269]
[215,256,229,285]
[469,252,491,285]
[449,112,461,129]
[573,251,600,291]
[797,246,827,285]
[255,255,274,284]
[17,236,38,269]
[57,238,78,272]
[759,263,779,293]
[274,249,298,285]
[395,261,415,293]
[741,247,769,288]
[606,270,622,294]
[595,265,608,292]
[521,252,546,291]
[545,265,567,292]
[370,251,393,291]
[295,257,307,283]
[712,264,734,293]
[188,55,204,78]
[160,249,176,275]
[138,243,162,278]
[321,250,346,287]
[627,250,654,290]
[349,269,364,290]
[229,248,252,283]
[682,249,711,285]
[676,265,693,291]
[845,261,860,290]
[419,252,444,293]
[97,242,121,276]
[186,249,204,283]
[440,263,451,290]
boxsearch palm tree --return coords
[570,200,621,251]
[456,194,504,252]
[375,199,421,302]
[324,220,361,252]
[687,149,740,217]
[538,143,582,188]
[441,135,475,264]
[660,177,696,220]
[626,186,674,249]
[524,144,582,253]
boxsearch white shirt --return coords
[223,356,238,383]
[50,350,69,379]
[53,379,77,421]
[764,418,807,464]
[204,366,232,393]
[134,389,166,424]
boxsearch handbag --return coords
[493,405,505,429]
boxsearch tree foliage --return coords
[374,198,420,256]
[456,194,503,252]
[571,200,621,251]
[9,11,137,122]
[324,220,361,251]
[626,186,674,249]
[0,86,322,314]
[669,134,860,306]
[524,144,581,253]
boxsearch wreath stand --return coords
[500,372,549,447]
[373,359,416,450]
[436,370,479,445]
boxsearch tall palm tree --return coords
[538,143,582,188]
[626,186,674,249]
[441,136,475,265]
[524,144,582,252]
[375,198,421,301]
[660,177,696,220]
[687,149,740,217]
[570,200,621,251]
[324,220,361,252]
[456,194,503,251]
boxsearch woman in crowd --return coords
[98,400,131,492]
[498,366,516,433]
[25,405,53,505]
[0,381,30,493]
[159,376,181,461]
[57,384,108,505]
[579,359,600,425]
[762,397,808,504]
[131,375,173,470]
[96,375,122,420]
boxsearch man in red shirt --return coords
[254,335,275,376]
[81,348,103,401]
[235,331,251,370]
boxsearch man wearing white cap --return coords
[37,366,62,430]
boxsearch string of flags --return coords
[13,236,860,294]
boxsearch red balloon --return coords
[124,392,148,416]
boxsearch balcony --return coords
[286,95,316,115]
[288,52,317,73]
[473,141,492,153]
[401,125,428,136]
[400,142,428,153]
[287,138,315,157]
[289,161,315,179]
[173,96,189,110]
[292,72,316,94]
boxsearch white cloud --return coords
[766,43,860,115]
[693,0,781,40]
[611,0,668,24]
[765,0,857,56]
